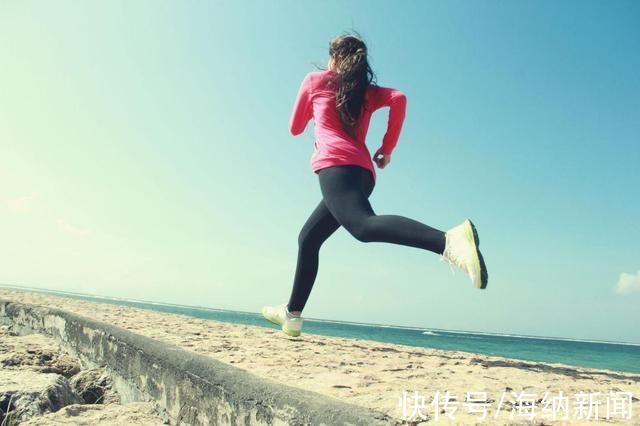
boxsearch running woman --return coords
[262,32,488,337]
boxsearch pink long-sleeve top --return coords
[289,69,407,183]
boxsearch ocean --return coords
[2,285,639,374]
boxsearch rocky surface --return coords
[69,368,120,405]
[0,325,164,425]
[0,369,82,423]
[19,402,164,426]
[0,326,81,377]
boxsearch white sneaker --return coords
[261,303,303,337]
[440,218,488,289]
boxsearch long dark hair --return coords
[314,31,377,138]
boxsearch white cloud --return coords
[57,219,91,237]
[615,270,640,294]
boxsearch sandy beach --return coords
[1,289,638,425]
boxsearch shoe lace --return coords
[440,233,467,275]
[440,251,456,275]
[440,256,456,275]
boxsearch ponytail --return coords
[317,32,376,139]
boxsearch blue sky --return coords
[1,1,638,343]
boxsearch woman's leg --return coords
[287,199,341,313]
[318,165,446,254]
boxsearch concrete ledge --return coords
[0,299,397,426]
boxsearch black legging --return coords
[287,164,446,312]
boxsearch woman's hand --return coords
[373,148,391,169]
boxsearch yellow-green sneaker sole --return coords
[464,219,488,289]
[282,325,301,337]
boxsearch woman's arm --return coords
[370,85,407,156]
[289,72,314,136]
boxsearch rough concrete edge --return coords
[0,298,399,426]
